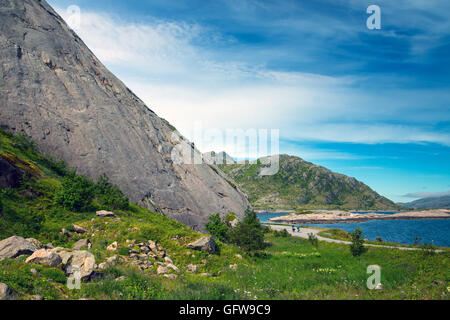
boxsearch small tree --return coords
[308,233,319,248]
[229,210,264,251]
[350,228,367,257]
[205,213,230,242]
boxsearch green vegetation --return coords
[220,155,403,211]
[205,214,230,243]
[350,228,367,257]
[0,129,448,300]
[229,210,265,252]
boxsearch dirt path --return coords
[267,224,444,252]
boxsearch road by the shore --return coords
[266,224,444,252]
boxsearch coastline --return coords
[267,209,450,224]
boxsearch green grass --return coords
[0,129,448,300]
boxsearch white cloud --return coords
[55,6,450,157]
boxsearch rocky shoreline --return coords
[268,209,450,224]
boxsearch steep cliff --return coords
[0,0,250,230]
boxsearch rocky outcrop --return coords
[0,158,24,189]
[0,0,250,230]
[186,237,216,254]
[0,283,14,300]
[0,236,37,261]
[73,239,91,250]
[25,249,62,267]
[96,210,115,218]
[51,249,96,280]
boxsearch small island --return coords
[268,209,450,224]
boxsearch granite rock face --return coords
[0,0,250,230]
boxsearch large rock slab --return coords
[25,249,62,267]
[0,0,250,230]
[50,249,95,280]
[186,237,216,254]
[0,283,14,300]
[0,236,37,261]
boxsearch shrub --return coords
[55,172,94,212]
[375,237,383,243]
[420,242,436,256]
[229,210,264,251]
[94,174,129,210]
[273,229,290,237]
[308,233,319,247]
[350,228,367,257]
[205,213,230,242]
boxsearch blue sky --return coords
[49,0,450,203]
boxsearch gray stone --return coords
[73,239,91,250]
[0,236,37,261]
[157,266,169,275]
[0,283,14,300]
[0,0,250,231]
[25,249,62,267]
[186,237,216,254]
[26,238,43,249]
[51,249,96,280]
[186,264,198,273]
[96,210,115,217]
[72,225,88,234]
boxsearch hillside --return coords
[219,154,402,211]
[399,195,450,209]
[0,0,249,229]
[0,130,447,300]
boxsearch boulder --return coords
[164,257,173,264]
[25,249,62,267]
[51,249,96,280]
[186,237,216,254]
[61,228,72,237]
[236,254,243,260]
[0,236,37,261]
[186,264,198,273]
[107,241,118,251]
[229,264,238,270]
[157,266,169,275]
[106,255,118,264]
[0,283,14,300]
[164,274,178,279]
[96,210,115,217]
[72,225,88,234]
[167,263,179,272]
[26,238,43,249]
[73,239,91,250]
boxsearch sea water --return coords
[257,212,450,247]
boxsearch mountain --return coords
[219,154,402,210]
[203,151,236,165]
[399,195,450,209]
[0,0,250,230]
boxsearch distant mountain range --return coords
[214,153,402,211]
[398,195,450,209]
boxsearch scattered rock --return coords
[229,264,238,270]
[115,276,127,282]
[73,239,91,250]
[0,236,38,261]
[200,273,211,277]
[98,262,108,270]
[52,249,96,280]
[236,254,243,260]
[26,238,43,249]
[61,228,72,237]
[431,280,444,286]
[96,210,115,217]
[72,225,88,234]
[29,295,43,300]
[164,257,173,264]
[157,266,169,275]
[0,283,14,300]
[186,264,198,273]
[25,249,62,268]
[106,255,118,264]
[107,241,118,251]
[186,237,216,254]
[164,274,178,279]
[30,268,38,276]
[167,263,179,272]
[45,243,54,249]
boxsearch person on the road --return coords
[297,225,300,233]
[292,225,295,232]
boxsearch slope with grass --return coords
[0,130,448,300]
[219,154,402,211]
